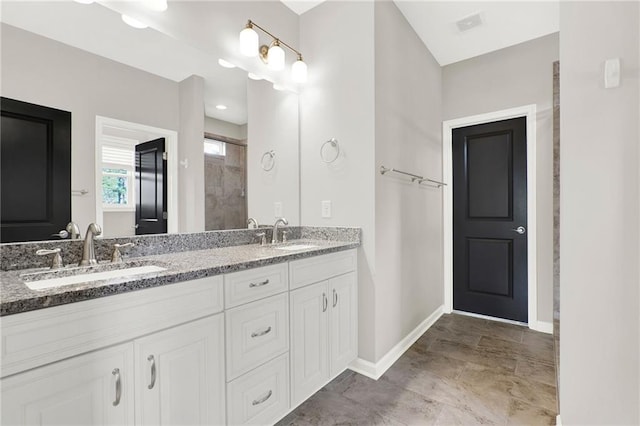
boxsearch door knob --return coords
[512,226,526,235]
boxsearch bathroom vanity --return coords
[0,228,360,426]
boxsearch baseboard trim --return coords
[349,305,444,380]
[556,414,561,425]
[530,320,553,334]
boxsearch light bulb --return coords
[268,42,285,71]
[291,58,307,83]
[122,14,148,29]
[239,26,259,57]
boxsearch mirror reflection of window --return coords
[101,139,135,211]
[204,138,226,156]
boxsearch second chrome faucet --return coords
[272,218,288,244]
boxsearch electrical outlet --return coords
[321,200,332,218]
[274,202,283,217]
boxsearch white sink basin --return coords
[274,244,318,251]
[23,265,167,291]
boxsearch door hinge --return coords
[162,152,168,161]
[162,211,168,220]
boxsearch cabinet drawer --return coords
[226,353,289,426]
[226,293,289,381]
[1,276,223,378]
[289,249,357,290]
[225,263,288,308]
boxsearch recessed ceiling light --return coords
[122,14,148,29]
[216,105,228,110]
[248,73,263,81]
[218,59,236,69]
[143,0,168,12]
[73,0,95,4]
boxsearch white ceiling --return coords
[281,1,559,66]
[1,1,559,126]
[393,1,559,66]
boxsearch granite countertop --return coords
[0,239,359,316]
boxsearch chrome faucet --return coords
[80,223,102,266]
[271,217,288,244]
[247,217,259,229]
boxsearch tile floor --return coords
[278,313,557,425]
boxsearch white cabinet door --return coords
[290,281,329,407]
[1,343,135,426]
[329,272,358,377]
[135,314,225,426]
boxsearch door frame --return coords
[442,104,541,331]
[95,116,178,235]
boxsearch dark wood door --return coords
[452,117,528,322]
[135,138,167,235]
[0,98,71,243]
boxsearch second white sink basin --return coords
[23,265,167,291]
[274,244,318,251]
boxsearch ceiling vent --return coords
[455,12,483,32]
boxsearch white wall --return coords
[204,116,247,141]
[373,1,443,360]
[178,75,205,233]
[559,2,639,424]
[300,1,377,360]
[103,211,135,237]
[0,23,180,233]
[442,33,559,324]
[247,79,300,226]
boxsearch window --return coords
[204,138,226,156]
[101,138,135,211]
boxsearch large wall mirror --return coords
[0,1,300,242]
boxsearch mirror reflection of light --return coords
[121,14,148,29]
[218,59,236,69]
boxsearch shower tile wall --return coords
[205,143,247,230]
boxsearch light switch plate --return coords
[274,202,283,217]
[604,58,621,89]
[321,200,331,218]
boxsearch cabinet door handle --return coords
[147,355,156,390]
[252,389,273,406]
[251,326,272,338]
[333,289,338,307]
[322,293,328,312]
[112,368,121,407]
[249,279,270,288]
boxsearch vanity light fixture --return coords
[239,20,307,83]
[122,14,148,29]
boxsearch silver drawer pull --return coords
[112,368,121,407]
[147,355,156,390]
[333,288,338,307]
[252,389,273,406]
[322,293,328,312]
[251,326,272,338]
[249,279,270,288]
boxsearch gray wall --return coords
[0,23,180,233]
[373,1,443,360]
[443,33,559,324]
[204,116,247,141]
[300,1,377,361]
[559,2,639,423]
